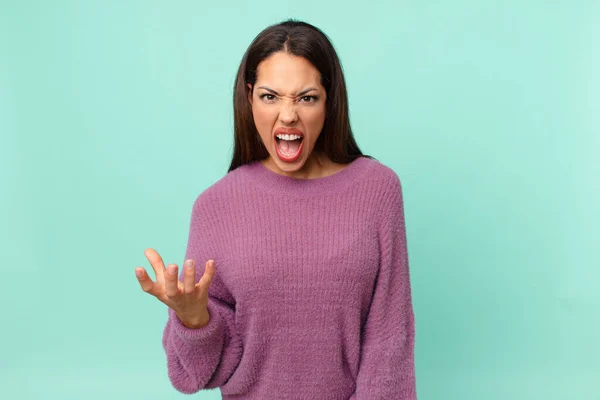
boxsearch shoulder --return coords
[360,156,403,199]
[361,159,407,236]
[357,157,406,232]
[189,164,249,213]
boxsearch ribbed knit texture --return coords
[162,156,417,399]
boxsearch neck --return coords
[261,152,334,180]
[246,155,370,198]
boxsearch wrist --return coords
[178,310,210,329]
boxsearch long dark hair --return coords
[228,19,372,172]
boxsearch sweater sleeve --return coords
[354,172,417,399]
[161,195,243,394]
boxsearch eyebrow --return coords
[256,86,319,96]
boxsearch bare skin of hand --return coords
[135,248,216,329]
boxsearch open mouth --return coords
[274,133,304,162]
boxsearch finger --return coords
[144,248,167,284]
[135,267,156,295]
[164,263,181,298]
[183,259,196,294]
[197,260,216,289]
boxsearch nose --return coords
[278,101,298,125]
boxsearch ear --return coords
[246,83,253,106]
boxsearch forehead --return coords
[255,52,322,89]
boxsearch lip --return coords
[273,127,304,139]
[275,135,304,162]
[273,127,304,163]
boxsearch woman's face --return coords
[248,51,327,177]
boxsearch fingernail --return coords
[135,269,143,277]
[168,265,177,275]
[185,259,194,269]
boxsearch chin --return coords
[273,156,307,171]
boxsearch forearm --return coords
[162,304,226,393]
[162,300,243,394]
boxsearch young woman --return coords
[135,19,417,400]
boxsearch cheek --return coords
[302,106,326,131]
[252,104,276,130]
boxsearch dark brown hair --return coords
[228,19,372,172]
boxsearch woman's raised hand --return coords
[135,248,216,329]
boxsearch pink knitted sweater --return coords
[162,156,417,399]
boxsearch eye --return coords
[300,95,318,103]
[259,93,276,102]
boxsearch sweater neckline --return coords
[243,156,371,197]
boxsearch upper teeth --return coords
[276,134,302,141]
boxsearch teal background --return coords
[1,1,598,399]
